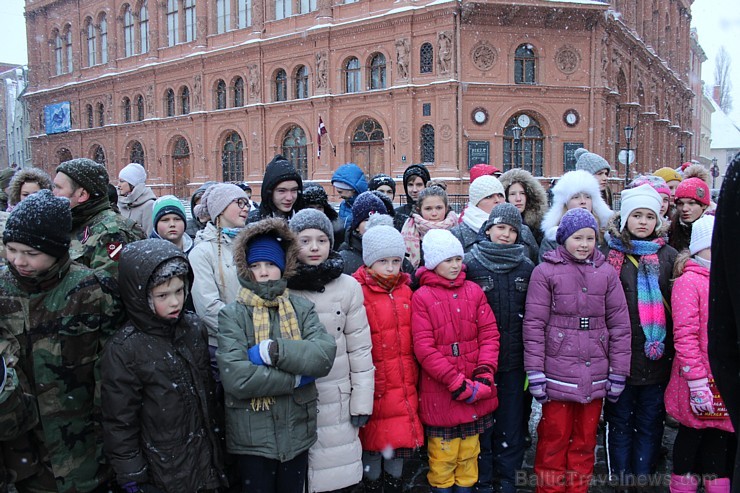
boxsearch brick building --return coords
[24,0,699,197]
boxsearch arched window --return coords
[184,0,196,42]
[344,57,360,93]
[420,124,434,163]
[503,114,544,176]
[86,104,94,128]
[216,80,227,109]
[136,94,145,120]
[174,137,190,158]
[369,53,386,90]
[99,14,108,64]
[514,44,536,84]
[167,0,179,46]
[124,5,135,57]
[57,148,73,163]
[238,0,252,28]
[217,0,231,33]
[53,30,63,75]
[139,2,149,53]
[233,77,244,106]
[165,88,175,116]
[275,0,292,20]
[222,132,244,182]
[180,86,190,114]
[130,140,145,165]
[92,145,106,165]
[282,126,307,179]
[295,65,309,99]
[420,42,433,74]
[274,69,287,101]
[123,97,131,123]
[97,102,105,127]
[64,28,73,73]
[86,18,97,66]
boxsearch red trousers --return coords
[534,399,602,493]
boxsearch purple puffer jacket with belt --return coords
[523,246,631,403]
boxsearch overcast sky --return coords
[0,0,738,122]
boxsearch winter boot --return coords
[703,477,731,493]
[383,472,403,493]
[363,476,383,493]
[668,474,698,493]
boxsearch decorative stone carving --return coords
[106,94,113,122]
[248,64,261,99]
[471,41,496,71]
[440,124,453,141]
[316,51,328,89]
[398,126,409,143]
[193,75,202,110]
[145,84,153,116]
[395,39,410,80]
[555,46,580,74]
[437,32,453,75]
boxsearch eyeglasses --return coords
[234,198,250,209]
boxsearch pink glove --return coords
[448,374,475,402]
[687,378,714,415]
[466,380,493,403]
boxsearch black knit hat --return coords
[260,155,303,215]
[3,189,72,258]
[302,184,338,221]
[56,158,109,199]
[402,164,431,202]
[368,174,396,195]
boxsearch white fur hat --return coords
[540,170,613,241]
[422,229,464,270]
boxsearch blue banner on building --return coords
[44,102,71,135]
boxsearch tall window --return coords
[93,145,106,165]
[166,88,175,116]
[503,115,544,176]
[282,126,307,179]
[87,104,94,128]
[123,97,131,122]
[167,0,179,46]
[185,0,196,42]
[344,57,360,93]
[222,132,244,182]
[65,28,73,72]
[300,0,317,13]
[420,42,433,73]
[216,80,227,109]
[295,66,309,99]
[421,124,434,163]
[130,140,145,165]
[136,95,145,120]
[275,0,292,20]
[124,6,135,57]
[217,0,231,33]
[238,0,252,28]
[97,102,105,127]
[54,31,63,75]
[274,69,287,101]
[514,44,536,84]
[139,3,149,53]
[86,18,97,66]
[99,14,108,64]
[233,77,244,106]
[180,87,190,114]
[369,53,386,90]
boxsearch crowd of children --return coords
[0,150,737,493]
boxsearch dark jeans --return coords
[477,370,526,493]
[604,382,666,480]
[673,424,737,477]
[235,451,308,493]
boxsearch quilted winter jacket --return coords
[352,267,424,452]
[412,267,500,428]
[665,260,733,432]
[292,274,375,492]
[523,246,631,403]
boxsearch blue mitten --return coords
[247,340,273,366]
[295,375,316,388]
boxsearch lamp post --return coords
[624,125,633,187]
[711,157,718,189]
[678,142,686,164]
[512,124,522,169]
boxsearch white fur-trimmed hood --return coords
[540,170,613,238]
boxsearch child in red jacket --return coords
[412,229,500,492]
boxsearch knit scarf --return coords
[237,286,302,411]
[462,205,489,233]
[401,211,459,268]
[287,252,344,292]
[71,197,111,230]
[366,266,404,292]
[607,236,667,360]
[220,227,243,238]
[470,241,526,273]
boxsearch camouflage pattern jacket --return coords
[0,256,126,493]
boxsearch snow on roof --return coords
[710,98,740,150]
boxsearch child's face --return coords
[659,193,670,217]
[151,276,186,320]
[156,214,185,243]
[434,256,463,280]
[420,196,446,221]
[219,199,249,228]
[566,192,593,212]
[375,185,394,201]
[369,257,402,276]
[5,242,57,277]
[594,169,609,190]
[406,176,426,201]
[626,208,658,239]
[334,187,355,200]
[296,229,331,266]
[564,228,596,260]
[675,198,706,224]
[507,183,527,212]
[486,224,518,245]
[249,261,282,282]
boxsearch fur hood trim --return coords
[8,167,53,206]
[233,218,300,281]
[672,249,692,279]
[540,170,613,236]
[682,164,711,186]
[498,168,548,231]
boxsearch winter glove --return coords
[606,374,627,403]
[687,378,714,415]
[448,374,475,402]
[295,375,316,388]
[468,366,495,403]
[247,340,274,366]
[351,415,370,427]
[527,371,548,404]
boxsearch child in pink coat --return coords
[666,215,734,493]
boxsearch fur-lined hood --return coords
[682,164,711,186]
[233,217,300,282]
[540,170,613,240]
[498,168,548,231]
[8,167,53,206]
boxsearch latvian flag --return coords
[317,117,328,158]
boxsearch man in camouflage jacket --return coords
[53,158,145,279]
[0,190,126,493]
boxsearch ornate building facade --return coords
[24,0,698,196]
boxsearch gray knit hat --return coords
[484,202,522,235]
[362,214,406,267]
[574,148,611,176]
[289,208,335,249]
[193,183,248,221]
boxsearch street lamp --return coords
[678,142,686,163]
[512,124,522,169]
[624,125,634,187]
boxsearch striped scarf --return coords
[238,287,302,410]
[607,237,667,360]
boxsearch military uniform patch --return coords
[107,242,123,261]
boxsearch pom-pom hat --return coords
[674,177,710,207]
[574,148,611,175]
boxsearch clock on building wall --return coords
[563,109,580,127]
[472,107,488,125]
[517,114,531,128]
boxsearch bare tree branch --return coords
[715,46,734,113]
